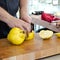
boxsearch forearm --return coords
[20,0,29,16]
[0,7,13,23]
[19,0,31,23]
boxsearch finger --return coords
[15,25,25,32]
[17,25,28,38]
[26,17,32,23]
[20,20,31,34]
[21,17,32,23]
[23,23,31,33]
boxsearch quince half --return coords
[39,30,53,39]
[7,27,26,45]
[26,31,34,40]
[55,33,60,38]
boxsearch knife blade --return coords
[31,17,60,32]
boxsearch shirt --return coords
[0,0,19,38]
[0,0,19,16]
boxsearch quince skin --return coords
[55,33,60,38]
[7,27,26,45]
[26,31,34,40]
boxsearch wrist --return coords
[20,8,29,16]
[3,14,12,23]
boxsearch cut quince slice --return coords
[39,30,53,39]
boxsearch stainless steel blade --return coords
[31,18,60,32]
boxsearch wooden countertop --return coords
[0,33,60,60]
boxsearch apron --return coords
[0,0,19,38]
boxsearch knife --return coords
[31,17,60,32]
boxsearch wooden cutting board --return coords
[0,33,60,60]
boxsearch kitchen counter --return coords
[0,33,60,60]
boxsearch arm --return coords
[0,7,12,22]
[20,0,31,23]
[0,7,31,33]
[20,0,28,15]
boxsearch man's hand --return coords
[20,14,32,23]
[20,9,32,32]
[0,7,31,35]
[5,16,31,34]
[20,13,32,32]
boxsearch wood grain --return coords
[0,34,60,60]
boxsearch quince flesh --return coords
[39,30,53,39]
[7,27,26,45]
[55,33,60,38]
[26,31,34,40]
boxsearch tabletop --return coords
[0,33,60,60]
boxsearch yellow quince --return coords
[7,27,26,45]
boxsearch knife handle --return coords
[31,23,34,31]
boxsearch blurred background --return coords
[17,0,60,32]
[28,0,60,32]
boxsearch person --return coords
[0,0,32,38]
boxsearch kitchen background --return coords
[17,0,60,32]
[28,0,60,32]
[28,0,60,14]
